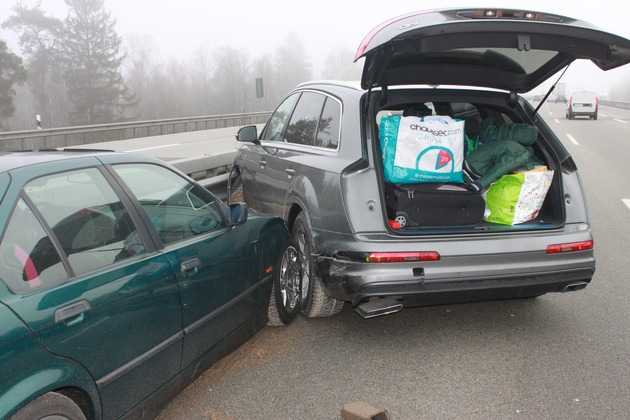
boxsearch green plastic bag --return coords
[464,135,478,156]
[484,168,554,225]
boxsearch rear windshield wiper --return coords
[533,64,571,120]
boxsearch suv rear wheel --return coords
[292,212,344,318]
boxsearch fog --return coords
[1,0,630,130]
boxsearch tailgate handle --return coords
[180,257,201,276]
[55,300,91,324]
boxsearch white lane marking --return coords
[614,119,628,124]
[566,134,580,146]
[554,118,560,124]
[600,113,608,117]
[623,199,630,211]
[126,143,181,152]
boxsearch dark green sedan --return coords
[0,151,302,420]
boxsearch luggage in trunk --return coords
[385,183,485,228]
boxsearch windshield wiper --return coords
[533,64,571,120]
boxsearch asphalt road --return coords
[155,103,630,420]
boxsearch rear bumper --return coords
[569,110,596,116]
[319,258,593,305]
[315,226,595,306]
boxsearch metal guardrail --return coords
[601,100,630,110]
[171,155,234,202]
[0,111,271,151]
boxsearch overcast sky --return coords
[2,0,630,96]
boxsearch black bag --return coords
[385,183,485,228]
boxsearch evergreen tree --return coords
[3,2,67,127]
[60,0,135,124]
[0,40,27,129]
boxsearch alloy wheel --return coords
[279,245,301,311]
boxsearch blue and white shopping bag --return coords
[380,115,465,184]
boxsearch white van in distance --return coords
[567,91,599,120]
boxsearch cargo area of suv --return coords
[369,89,566,235]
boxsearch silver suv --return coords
[231,8,630,318]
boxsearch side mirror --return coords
[236,125,259,143]
[229,203,248,226]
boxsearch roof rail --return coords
[61,148,115,153]
[296,80,363,91]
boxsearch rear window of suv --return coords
[314,97,341,149]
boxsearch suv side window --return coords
[113,164,226,245]
[0,199,68,293]
[314,97,341,149]
[261,93,300,141]
[285,92,326,146]
[24,168,147,276]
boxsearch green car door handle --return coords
[180,257,201,277]
[54,299,91,325]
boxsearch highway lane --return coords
[152,102,630,420]
[72,125,248,162]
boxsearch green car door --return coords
[0,159,183,420]
[109,162,259,368]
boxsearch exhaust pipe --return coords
[355,297,403,319]
[562,282,588,292]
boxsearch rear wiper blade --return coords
[533,64,571,120]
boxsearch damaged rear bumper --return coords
[316,252,595,307]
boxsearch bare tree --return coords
[252,54,277,110]
[124,34,159,119]
[274,33,312,96]
[322,47,361,81]
[211,46,251,114]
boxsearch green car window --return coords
[24,168,147,276]
[0,199,68,293]
[113,164,226,245]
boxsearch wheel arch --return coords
[286,202,303,234]
[1,360,102,420]
[55,386,96,420]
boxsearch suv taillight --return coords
[367,251,440,263]
[546,240,593,254]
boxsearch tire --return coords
[292,212,344,318]
[267,243,302,326]
[593,113,598,120]
[10,392,86,420]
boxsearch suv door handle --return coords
[55,300,91,325]
[285,168,296,176]
[180,257,201,276]
[259,159,267,169]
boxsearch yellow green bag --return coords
[484,168,554,225]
